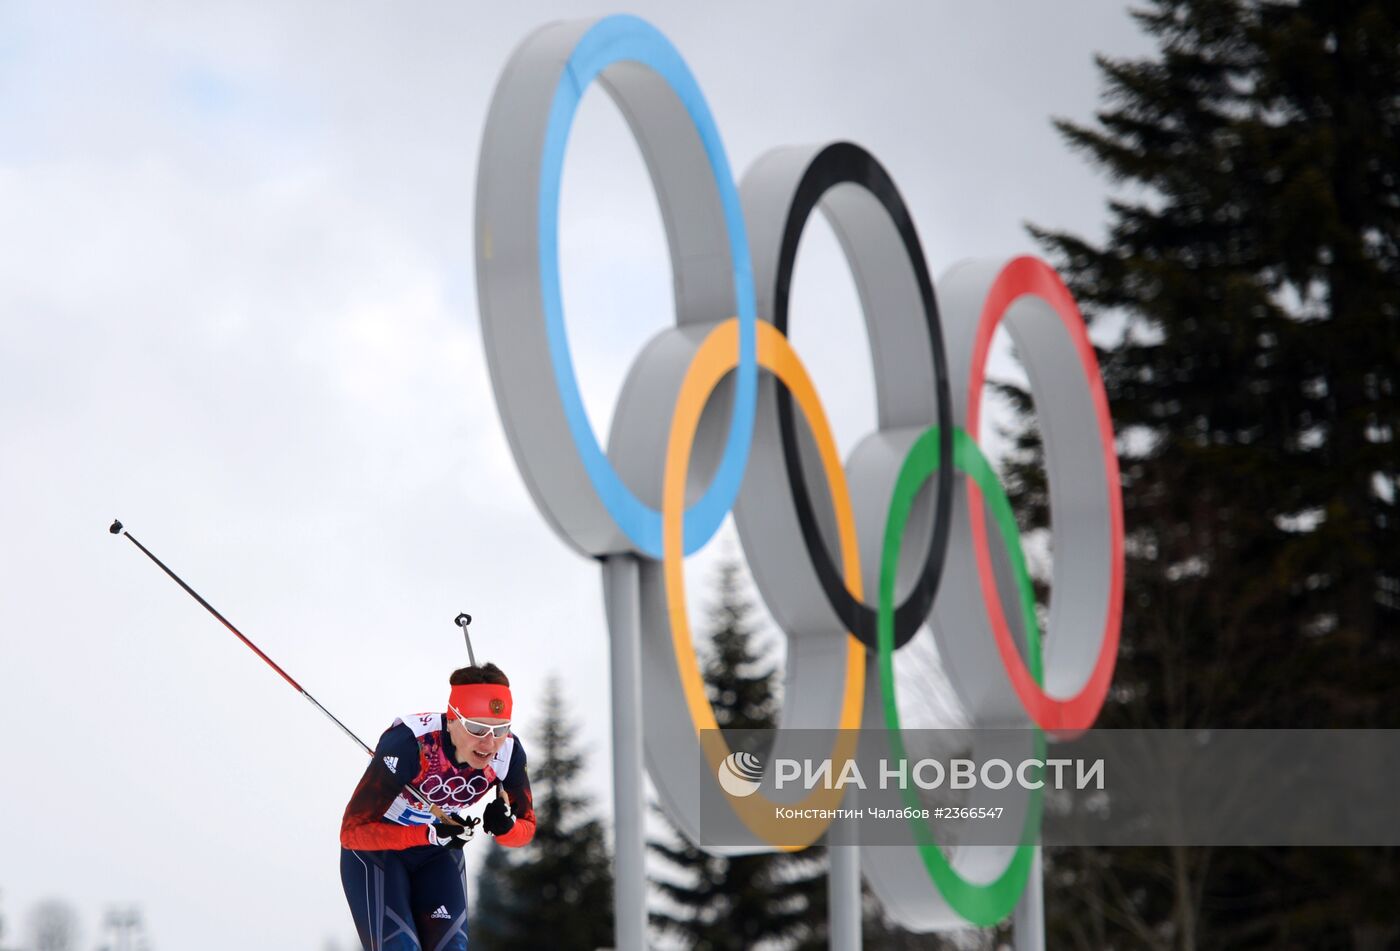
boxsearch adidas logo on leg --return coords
[430,906,451,920]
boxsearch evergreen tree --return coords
[1008,1,1399,946]
[28,900,80,951]
[648,559,828,949]
[473,676,614,951]
[471,842,519,946]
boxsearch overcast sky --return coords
[1,2,1154,948]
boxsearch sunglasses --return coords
[449,706,512,739]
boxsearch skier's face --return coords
[448,716,509,769]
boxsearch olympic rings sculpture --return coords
[475,14,1124,930]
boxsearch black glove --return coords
[427,818,474,849]
[482,787,515,837]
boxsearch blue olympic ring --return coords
[537,14,758,557]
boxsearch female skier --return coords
[340,662,536,950]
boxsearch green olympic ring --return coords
[878,426,1046,925]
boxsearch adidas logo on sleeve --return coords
[383,756,399,774]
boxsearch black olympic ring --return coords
[770,142,954,649]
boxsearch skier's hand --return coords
[427,819,473,849]
[482,786,515,837]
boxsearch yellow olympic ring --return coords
[663,318,865,849]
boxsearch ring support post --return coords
[602,555,647,950]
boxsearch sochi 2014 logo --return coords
[418,774,491,805]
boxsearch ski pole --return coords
[109,519,474,835]
[454,613,477,667]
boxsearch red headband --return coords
[448,683,512,720]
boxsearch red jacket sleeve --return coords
[494,738,536,848]
[340,724,432,851]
